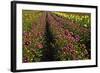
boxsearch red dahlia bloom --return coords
[37,43,43,49]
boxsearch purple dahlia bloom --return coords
[74,35,80,42]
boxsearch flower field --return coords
[22,10,91,63]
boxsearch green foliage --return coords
[22,10,42,31]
